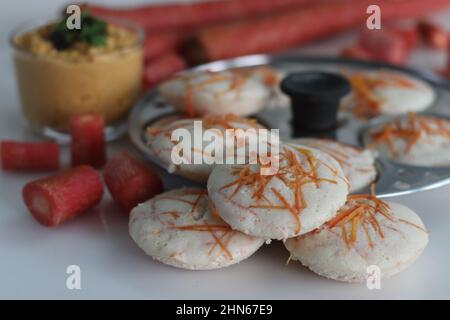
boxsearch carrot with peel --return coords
[86,0,328,32]
[143,53,186,90]
[192,0,450,62]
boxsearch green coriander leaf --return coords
[49,12,107,50]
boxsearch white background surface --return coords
[1,0,450,299]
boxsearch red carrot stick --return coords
[341,45,373,61]
[70,113,106,168]
[193,0,450,61]
[358,29,410,65]
[342,26,418,65]
[1,141,59,172]
[417,20,449,50]
[22,165,104,227]
[389,27,420,50]
[86,0,326,32]
[104,152,163,212]
[143,53,186,91]
[144,32,186,61]
[448,42,450,71]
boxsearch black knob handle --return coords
[280,71,351,137]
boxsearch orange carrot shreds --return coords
[146,118,197,140]
[369,113,450,156]
[172,223,234,260]
[208,230,234,260]
[190,192,204,213]
[303,140,359,168]
[362,222,374,248]
[174,71,253,117]
[328,194,393,247]
[327,205,365,228]
[398,218,428,233]
[341,224,350,248]
[210,202,227,224]
[350,215,360,242]
[171,224,231,232]
[271,187,301,234]
[204,113,259,130]
[337,205,367,227]
[231,66,280,87]
[155,189,237,261]
[218,145,343,236]
[147,127,162,136]
[348,72,416,118]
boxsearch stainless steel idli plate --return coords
[129,54,450,198]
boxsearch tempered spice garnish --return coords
[49,12,107,50]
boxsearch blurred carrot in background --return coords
[86,0,328,32]
[190,0,450,62]
[143,31,186,61]
[85,0,450,88]
[142,53,186,90]
[418,20,449,50]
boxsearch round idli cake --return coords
[368,113,450,167]
[158,70,270,117]
[230,65,289,107]
[341,70,435,118]
[207,143,350,240]
[231,65,282,88]
[284,194,429,283]
[146,113,265,182]
[291,138,377,192]
[129,188,265,270]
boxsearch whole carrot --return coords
[192,0,450,62]
[144,32,186,61]
[86,0,327,32]
[143,53,186,91]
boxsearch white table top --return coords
[1,0,450,299]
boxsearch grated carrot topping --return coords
[249,205,287,210]
[208,230,234,260]
[337,205,368,227]
[271,187,301,234]
[232,66,280,87]
[348,72,415,118]
[218,146,342,235]
[328,192,392,247]
[204,113,258,130]
[350,215,360,243]
[369,214,384,238]
[370,113,450,156]
[179,72,249,117]
[190,193,203,213]
[327,186,426,248]
[210,202,227,224]
[172,224,231,232]
[362,222,374,248]
[398,218,428,233]
[341,224,350,247]
[156,190,236,260]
